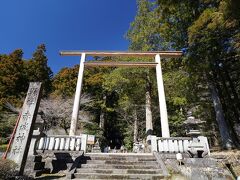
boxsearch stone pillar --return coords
[80,134,87,152]
[155,54,170,137]
[7,82,42,175]
[69,53,86,136]
[150,135,157,152]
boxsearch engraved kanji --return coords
[16,132,25,143]
[22,111,31,121]
[26,87,38,105]
[12,145,22,155]
[19,122,29,130]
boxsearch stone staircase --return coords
[72,153,165,179]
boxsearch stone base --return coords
[161,153,234,179]
[24,150,84,178]
[92,148,101,153]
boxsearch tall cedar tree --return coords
[26,44,53,96]
[0,49,26,108]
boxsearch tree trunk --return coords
[62,119,69,135]
[211,122,220,147]
[99,110,104,129]
[224,67,240,121]
[133,107,138,143]
[146,76,153,136]
[213,65,240,145]
[99,94,106,129]
[216,64,240,124]
[64,126,69,135]
[208,81,234,149]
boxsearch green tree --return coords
[0,49,25,108]
[188,4,240,147]
[103,65,147,148]
[52,65,79,97]
[25,44,53,96]
[126,0,190,139]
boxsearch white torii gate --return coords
[60,51,182,138]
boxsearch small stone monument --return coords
[133,141,145,153]
[183,111,209,158]
[92,139,101,153]
[7,82,42,175]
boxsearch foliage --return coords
[126,0,240,147]
[0,114,17,145]
[123,125,134,150]
[25,44,53,96]
[126,0,191,137]
[0,144,8,151]
[0,44,53,106]
[0,44,53,143]
[52,65,79,97]
[187,0,240,146]
[0,50,26,108]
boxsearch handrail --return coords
[153,152,169,176]
[156,137,192,140]
[36,134,87,152]
[2,112,22,159]
[46,135,82,138]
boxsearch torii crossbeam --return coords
[60,50,183,138]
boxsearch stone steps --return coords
[82,153,156,161]
[74,172,164,179]
[80,163,159,169]
[85,153,153,156]
[82,156,157,161]
[82,159,158,165]
[72,153,164,179]
[76,168,163,174]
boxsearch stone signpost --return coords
[8,82,42,175]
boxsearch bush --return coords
[0,137,9,145]
[0,144,8,152]
[0,159,17,179]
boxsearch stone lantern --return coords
[184,111,205,137]
[183,111,210,158]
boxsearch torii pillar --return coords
[155,54,170,137]
[69,53,85,136]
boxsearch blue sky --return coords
[0,1,137,74]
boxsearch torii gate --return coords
[60,51,182,138]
